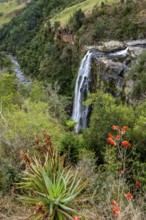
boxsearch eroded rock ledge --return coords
[85,39,146,54]
[88,39,146,100]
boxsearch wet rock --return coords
[125,79,134,101]
[94,57,127,92]
[97,57,127,78]
[128,46,145,58]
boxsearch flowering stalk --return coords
[107,125,135,217]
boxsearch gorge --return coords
[1,1,146,219]
[6,40,146,134]
[72,40,146,133]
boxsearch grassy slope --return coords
[50,0,119,26]
[0,0,30,26]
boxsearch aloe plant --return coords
[18,132,87,220]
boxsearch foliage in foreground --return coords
[83,91,146,178]
[18,132,88,220]
[105,125,145,219]
[85,125,146,220]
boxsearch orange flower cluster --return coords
[107,137,116,146]
[111,199,116,205]
[108,132,114,139]
[125,193,133,199]
[111,192,133,217]
[74,216,80,220]
[111,200,121,217]
[116,135,121,140]
[122,126,129,131]
[136,181,141,187]
[112,125,129,134]
[107,125,131,148]
[113,206,121,217]
[121,141,131,147]
[112,125,120,130]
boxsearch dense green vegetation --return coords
[67,0,146,44]
[1,69,146,218]
[0,62,67,192]
[1,0,146,97]
[0,0,146,219]
[0,0,82,96]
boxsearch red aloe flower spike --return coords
[120,129,126,134]
[112,125,120,130]
[113,205,121,217]
[108,132,114,139]
[74,216,80,220]
[121,141,131,147]
[107,137,116,146]
[122,126,129,130]
[136,181,141,187]
[125,193,133,199]
[116,135,121,140]
[111,199,116,205]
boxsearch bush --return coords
[95,19,106,38]
[0,162,22,193]
[83,92,135,164]
[60,132,82,164]
[69,9,85,31]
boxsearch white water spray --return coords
[72,51,92,133]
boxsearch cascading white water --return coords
[72,51,92,133]
[71,44,145,133]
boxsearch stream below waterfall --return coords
[72,42,146,133]
[9,55,30,85]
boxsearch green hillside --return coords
[0,0,30,26]
[50,0,119,26]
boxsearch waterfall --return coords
[72,51,92,133]
[71,43,145,133]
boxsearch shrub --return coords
[69,9,85,31]
[0,162,22,193]
[60,132,82,164]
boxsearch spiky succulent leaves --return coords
[18,133,87,220]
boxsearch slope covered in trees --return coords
[1,0,146,97]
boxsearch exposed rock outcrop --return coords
[89,40,146,98]
[85,39,146,55]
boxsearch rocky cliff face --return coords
[87,40,146,101]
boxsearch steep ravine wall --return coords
[88,40,146,100]
[72,40,146,132]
